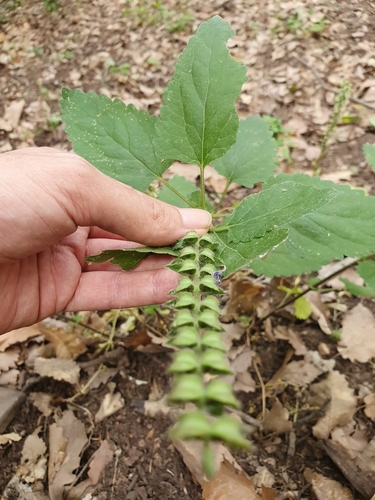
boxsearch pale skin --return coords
[0,147,212,335]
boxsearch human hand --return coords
[0,147,211,334]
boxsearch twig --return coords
[257,255,365,323]
[253,359,266,421]
[292,55,375,112]
[227,407,263,429]
[78,346,126,369]
[110,449,122,500]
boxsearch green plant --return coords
[123,0,193,33]
[43,0,59,12]
[47,111,62,131]
[60,15,375,476]
[286,10,303,33]
[262,114,294,162]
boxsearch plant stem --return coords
[214,179,231,214]
[199,165,206,209]
[159,177,194,207]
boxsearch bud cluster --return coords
[166,231,250,477]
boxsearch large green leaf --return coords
[251,174,375,277]
[211,180,338,275]
[213,181,338,243]
[211,116,277,187]
[60,88,170,192]
[86,246,179,270]
[154,16,247,167]
[363,143,375,171]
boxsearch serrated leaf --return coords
[363,143,375,170]
[251,174,375,277]
[60,88,170,191]
[86,246,179,270]
[214,181,338,243]
[211,116,277,187]
[158,175,200,208]
[154,16,247,167]
[340,260,375,297]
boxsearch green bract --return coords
[166,231,250,477]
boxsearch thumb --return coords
[71,161,212,246]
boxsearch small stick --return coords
[292,55,375,112]
[110,449,122,500]
[253,359,266,421]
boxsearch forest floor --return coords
[1,0,375,499]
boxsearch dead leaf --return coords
[338,303,375,363]
[0,432,22,446]
[17,429,47,483]
[364,393,375,422]
[263,398,293,434]
[49,410,88,500]
[174,440,241,484]
[330,421,368,459]
[305,145,321,161]
[0,347,20,372]
[226,278,265,317]
[354,438,375,473]
[273,326,307,356]
[306,470,353,500]
[202,458,261,500]
[0,324,42,352]
[84,367,118,390]
[88,440,116,484]
[94,382,124,422]
[0,99,25,131]
[0,369,19,386]
[252,466,275,489]
[305,291,331,335]
[311,371,357,439]
[40,326,87,360]
[268,350,335,390]
[34,358,80,385]
[29,392,54,417]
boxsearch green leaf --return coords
[205,379,240,408]
[210,416,250,448]
[213,228,289,277]
[169,350,199,373]
[170,412,210,440]
[340,278,375,297]
[340,260,375,297]
[211,180,337,276]
[211,116,277,187]
[363,143,375,170]
[158,175,200,208]
[86,246,178,271]
[154,16,247,167]
[252,174,375,277]
[293,296,312,320]
[60,88,171,191]
[216,181,338,243]
[200,349,232,374]
[169,374,204,403]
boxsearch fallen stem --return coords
[257,254,375,323]
[293,55,375,112]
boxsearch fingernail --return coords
[178,208,212,231]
